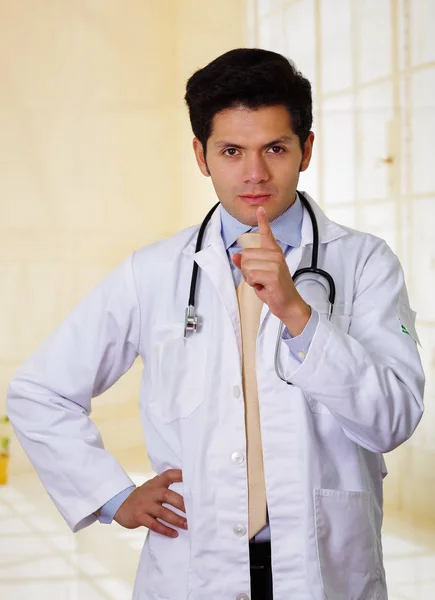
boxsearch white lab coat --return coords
[7,193,425,600]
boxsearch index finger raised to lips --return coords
[257,206,278,249]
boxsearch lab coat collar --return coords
[298,191,349,246]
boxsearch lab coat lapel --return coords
[187,208,242,346]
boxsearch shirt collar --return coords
[220,193,303,250]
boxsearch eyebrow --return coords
[214,135,294,149]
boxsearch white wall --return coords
[248,0,435,520]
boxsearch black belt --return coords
[249,541,273,600]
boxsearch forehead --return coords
[210,105,295,142]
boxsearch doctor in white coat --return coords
[7,48,425,600]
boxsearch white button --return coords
[231,452,245,465]
[236,594,250,600]
[233,385,241,398]
[297,351,306,360]
[233,524,247,537]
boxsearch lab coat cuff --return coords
[97,485,136,524]
[283,314,333,385]
[282,309,319,361]
[71,471,136,533]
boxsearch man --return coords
[7,49,425,600]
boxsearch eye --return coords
[223,148,240,157]
[267,146,285,154]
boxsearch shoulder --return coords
[132,224,200,273]
[331,221,398,262]
[324,220,402,295]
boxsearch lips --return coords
[239,195,271,205]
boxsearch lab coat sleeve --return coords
[7,253,141,532]
[287,239,425,453]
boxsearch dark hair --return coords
[184,48,312,154]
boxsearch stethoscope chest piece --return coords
[184,305,198,337]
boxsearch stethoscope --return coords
[184,192,336,384]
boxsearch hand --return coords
[232,206,311,336]
[113,469,187,538]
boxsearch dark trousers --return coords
[249,542,273,600]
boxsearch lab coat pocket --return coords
[297,279,351,333]
[315,305,351,334]
[149,324,206,423]
[149,481,192,599]
[314,488,380,600]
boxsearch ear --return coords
[300,131,315,173]
[193,138,210,177]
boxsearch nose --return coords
[243,152,270,184]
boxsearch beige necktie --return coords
[236,232,267,538]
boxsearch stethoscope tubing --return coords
[184,192,336,384]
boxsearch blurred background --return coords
[0,1,434,599]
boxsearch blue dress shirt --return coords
[97,195,319,529]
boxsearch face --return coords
[193,105,314,226]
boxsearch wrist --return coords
[281,301,311,337]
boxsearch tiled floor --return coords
[1,470,435,599]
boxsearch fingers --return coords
[136,489,187,538]
[114,469,188,538]
[234,247,281,273]
[162,489,187,515]
[159,469,183,486]
[155,504,187,529]
[240,261,280,284]
[144,515,181,538]
[154,473,187,534]
[257,206,279,250]
[149,488,187,537]
[237,248,283,286]
[243,269,280,291]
